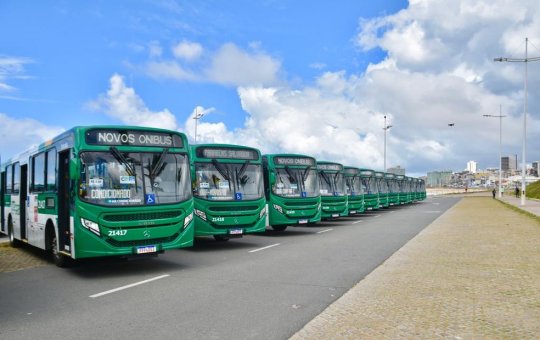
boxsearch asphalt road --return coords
[0,196,459,339]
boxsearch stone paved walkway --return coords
[291,196,540,339]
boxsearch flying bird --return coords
[448,123,455,126]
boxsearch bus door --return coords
[57,150,71,252]
[20,164,28,240]
[1,170,5,233]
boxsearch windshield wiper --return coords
[110,147,136,177]
[150,148,169,178]
[211,159,230,181]
[320,171,331,187]
[284,166,297,184]
[301,166,312,182]
[236,161,251,186]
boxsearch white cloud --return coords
[0,56,33,93]
[145,42,280,87]
[145,61,198,81]
[205,43,281,86]
[172,40,203,61]
[134,0,540,174]
[89,74,178,130]
[148,40,163,58]
[0,113,64,160]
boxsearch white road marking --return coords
[249,243,281,253]
[352,220,364,224]
[317,229,333,234]
[424,210,441,213]
[89,274,170,298]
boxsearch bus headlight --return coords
[184,212,194,227]
[272,204,283,214]
[194,209,207,221]
[259,205,267,218]
[81,218,100,236]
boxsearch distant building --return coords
[387,165,405,175]
[466,160,477,173]
[501,155,518,171]
[532,161,540,177]
[427,171,452,187]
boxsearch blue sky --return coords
[1,1,404,127]
[2,0,540,176]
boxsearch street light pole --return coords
[193,107,205,143]
[483,105,506,198]
[383,115,392,172]
[494,37,540,206]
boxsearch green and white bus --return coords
[419,179,427,200]
[375,171,389,208]
[317,161,348,219]
[344,166,364,215]
[263,154,321,231]
[190,144,266,241]
[396,175,409,204]
[0,126,194,266]
[359,169,379,210]
[385,173,400,206]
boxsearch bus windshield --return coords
[273,167,318,198]
[362,177,378,195]
[193,161,263,201]
[318,171,345,196]
[79,151,191,206]
[345,175,363,196]
[378,179,388,194]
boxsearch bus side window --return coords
[6,165,12,194]
[32,153,46,192]
[13,163,20,194]
[46,149,57,191]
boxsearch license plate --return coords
[332,213,339,218]
[349,210,357,214]
[298,219,308,224]
[136,245,157,254]
[229,229,243,235]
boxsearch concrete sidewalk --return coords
[291,195,540,339]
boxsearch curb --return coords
[495,198,540,224]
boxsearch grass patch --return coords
[526,180,540,199]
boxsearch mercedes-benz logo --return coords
[143,230,151,238]
[234,218,239,224]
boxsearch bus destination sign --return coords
[318,163,343,171]
[274,157,315,166]
[197,147,259,160]
[86,130,183,147]
[360,170,374,176]
[344,168,359,175]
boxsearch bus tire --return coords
[8,217,21,248]
[48,229,71,268]
[271,225,287,231]
[213,235,230,242]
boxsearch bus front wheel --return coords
[49,231,71,267]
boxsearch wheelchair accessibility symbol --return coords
[145,194,156,205]
[235,192,243,200]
